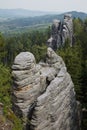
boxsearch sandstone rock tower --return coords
[12,48,79,130]
[47,14,73,50]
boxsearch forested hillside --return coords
[0,18,87,129]
[0,11,87,35]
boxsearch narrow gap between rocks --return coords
[26,101,37,130]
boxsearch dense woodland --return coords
[0,18,87,129]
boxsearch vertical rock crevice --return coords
[47,14,74,50]
[12,47,80,130]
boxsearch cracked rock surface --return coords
[47,14,73,50]
[12,48,79,130]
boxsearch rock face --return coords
[47,14,73,50]
[12,48,79,130]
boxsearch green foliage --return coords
[31,44,47,62]
[0,33,7,63]
[73,18,83,37]
[5,109,23,130]
[57,41,83,101]
[74,18,87,108]
[0,64,23,130]
[0,64,11,106]
[4,29,49,65]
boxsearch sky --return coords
[0,0,87,13]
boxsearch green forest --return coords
[0,18,87,129]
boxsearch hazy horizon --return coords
[0,8,86,14]
[0,0,87,13]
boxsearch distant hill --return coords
[0,9,61,19]
[0,10,87,35]
[0,9,87,20]
[68,11,87,19]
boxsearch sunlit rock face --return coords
[12,48,79,130]
[47,14,73,50]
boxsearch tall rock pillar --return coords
[12,48,79,130]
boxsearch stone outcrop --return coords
[47,14,73,50]
[12,48,79,130]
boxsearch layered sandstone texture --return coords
[12,48,78,130]
[47,14,73,50]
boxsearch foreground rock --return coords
[12,48,79,130]
[47,14,73,50]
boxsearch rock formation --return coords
[47,14,73,50]
[12,48,79,130]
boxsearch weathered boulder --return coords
[12,52,41,118]
[12,48,79,130]
[47,14,73,50]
